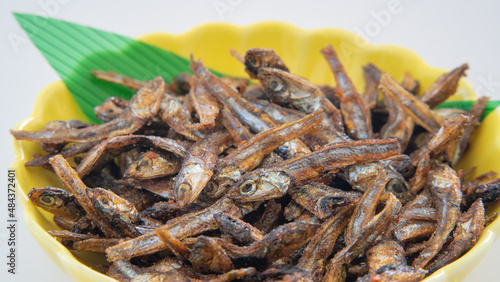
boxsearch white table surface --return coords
[1,1,500,281]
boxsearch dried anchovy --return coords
[13,46,499,282]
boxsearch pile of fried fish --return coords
[11,45,500,282]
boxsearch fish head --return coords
[124,151,180,179]
[230,169,292,202]
[428,164,461,197]
[258,68,321,113]
[88,188,139,225]
[28,187,69,209]
[385,168,411,205]
[201,180,222,199]
[174,164,214,207]
[129,76,165,119]
[244,48,287,78]
[207,166,242,200]
[94,98,125,121]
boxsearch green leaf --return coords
[435,100,500,121]
[13,13,222,123]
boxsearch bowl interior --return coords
[12,22,500,281]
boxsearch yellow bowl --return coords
[11,22,500,281]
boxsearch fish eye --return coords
[99,197,111,207]
[139,159,150,167]
[387,179,406,194]
[205,181,218,195]
[93,196,114,215]
[177,183,191,199]
[239,181,257,195]
[248,56,260,68]
[268,78,284,93]
[40,195,55,205]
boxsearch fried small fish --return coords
[243,48,289,79]
[11,77,165,144]
[28,187,86,221]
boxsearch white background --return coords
[1,0,500,281]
